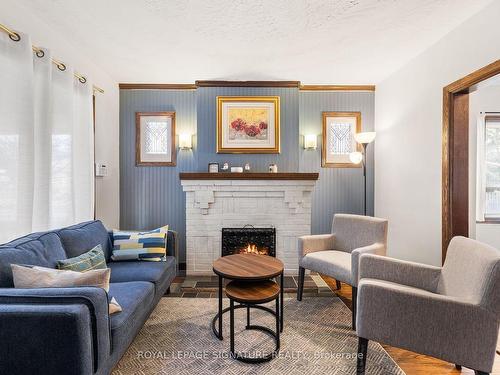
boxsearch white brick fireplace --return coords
[180,173,319,275]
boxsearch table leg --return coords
[280,272,284,332]
[230,299,235,354]
[276,296,280,348]
[218,275,223,339]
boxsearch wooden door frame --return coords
[442,59,500,263]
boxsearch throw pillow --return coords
[11,264,122,314]
[56,244,106,272]
[112,225,168,262]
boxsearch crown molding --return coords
[119,82,376,91]
[299,84,375,91]
[119,83,197,90]
[195,80,301,88]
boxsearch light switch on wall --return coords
[95,163,108,177]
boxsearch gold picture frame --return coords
[136,112,176,166]
[216,96,280,153]
[322,112,361,168]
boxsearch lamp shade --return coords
[304,134,317,149]
[179,133,192,149]
[349,151,363,164]
[354,132,376,144]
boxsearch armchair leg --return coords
[474,371,489,375]
[336,280,341,290]
[455,364,462,370]
[297,267,305,301]
[357,337,368,375]
[352,286,357,330]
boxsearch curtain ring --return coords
[78,76,87,84]
[9,32,21,42]
[57,63,66,71]
[35,49,45,58]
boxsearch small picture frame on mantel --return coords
[208,163,219,173]
[136,112,176,166]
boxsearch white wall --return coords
[469,85,500,249]
[0,0,120,229]
[374,0,500,266]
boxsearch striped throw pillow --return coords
[56,245,106,272]
[112,225,169,262]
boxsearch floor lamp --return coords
[349,132,376,216]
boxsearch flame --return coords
[240,244,268,255]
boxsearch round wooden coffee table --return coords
[212,254,284,340]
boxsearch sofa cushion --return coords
[109,281,155,354]
[300,250,352,284]
[58,220,113,261]
[108,256,176,297]
[0,232,66,287]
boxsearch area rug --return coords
[113,297,405,375]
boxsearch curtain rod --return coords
[0,23,104,94]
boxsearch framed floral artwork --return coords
[322,112,361,168]
[216,96,280,153]
[136,112,176,166]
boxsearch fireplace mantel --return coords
[181,175,318,275]
[179,172,319,180]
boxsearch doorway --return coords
[442,59,500,262]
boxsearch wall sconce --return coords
[179,133,192,149]
[304,134,317,149]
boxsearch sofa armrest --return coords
[0,287,110,374]
[357,278,497,373]
[359,254,442,292]
[298,234,335,258]
[351,243,386,286]
[0,303,94,375]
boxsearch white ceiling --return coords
[17,0,494,84]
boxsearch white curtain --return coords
[476,114,486,222]
[0,31,94,243]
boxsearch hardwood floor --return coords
[320,275,500,375]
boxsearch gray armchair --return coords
[297,214,388,329]
[356,236,500,375]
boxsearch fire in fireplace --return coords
[221,227,276,257]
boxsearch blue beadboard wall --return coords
[119,87,374,264]
[119,89,197,262]
[299,91,375,235]
[196,87,299,171]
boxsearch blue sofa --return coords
[0,220,177,375]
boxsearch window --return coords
[51,134,73,227]
[484,117,500,218]
[0,135,19,220]
[478,115,500,221]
